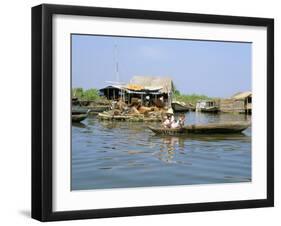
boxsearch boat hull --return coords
[72,114,88,122]
[200,106,219,113]
[89,105,110,113]
[172,102,189,112]
[148,122,250,135]
[72,107,89,115]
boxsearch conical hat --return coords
[166,108,174,115]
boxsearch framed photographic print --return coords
[32,4,274,221]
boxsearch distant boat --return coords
[72,106,89,123]
[172,101,190,112]
[72,113,88,123]
[89,105,111,113]
[148,122,250,135]
[200,106,219,113]
[196,100,219,113]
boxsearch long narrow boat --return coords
[72,106,89,114]
[172,101,190,112]
[89,105,111,113]
[72,113,88,123]
[148,122,250,135]
[72,107,89,122]
[200,106,219,113]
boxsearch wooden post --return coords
[168,92,171,107]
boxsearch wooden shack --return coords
[100,76,174,107]
[219,99,245,113]
[129,76,174,107]
[219,91,252,114]
[232,91,252,114]
[99,85,125,101]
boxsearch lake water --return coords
[71,112,251,190]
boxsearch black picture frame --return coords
[32,4,274,222]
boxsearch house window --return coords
[247,96,252,104]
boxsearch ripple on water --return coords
[71,112,252,190]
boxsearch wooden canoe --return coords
[172,102,190,112]
[148,122,250,135]
[200,106,219,113]
[72,107,89,115]
[89,105,111,113]
[72,114,88,123]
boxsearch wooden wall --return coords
[219,99,245,113]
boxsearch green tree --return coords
[173,92,213,105]
[72,88,102,101]
[83,88,100,101]
[72,88,83,99]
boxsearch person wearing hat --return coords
[171,114,185,129]
[163,108,175,128]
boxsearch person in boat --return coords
[171,119,179,129]
[145,95,151,106]
[171,114,185,129]
[163,115,173,128]
[163,108,175,128]
[178,114,185,128]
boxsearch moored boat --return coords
[89,105,111,113]
[200,106,219,113]
[72,113,88,123]
[148,122,250,135]
[172,101,190,112]
[196,100,219,113]
[72,107,89,122]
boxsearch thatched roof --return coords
[129,76,174,93]
[232,91,252,100]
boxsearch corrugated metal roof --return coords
[99,85,125,91]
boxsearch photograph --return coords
[30,3,274,221]
[71,34,252,191]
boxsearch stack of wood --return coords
[97,100,166,122]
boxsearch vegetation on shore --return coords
[72,87,213,105]
[173,90,213,105]
[72,88,104,101]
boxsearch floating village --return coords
[72,76,251,135]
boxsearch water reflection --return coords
[156,137,185,163]
[72,122,86,128]
[72,112,252,190]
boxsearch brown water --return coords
[71,112,251,190]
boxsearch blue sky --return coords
[72,34,251,98]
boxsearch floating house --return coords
[232,91,252,114]
[99,76,174,107]
[129,76,174,106]
[196,100,219,113]
[219,91,252,114]
[99,85,124,101]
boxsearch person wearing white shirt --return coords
[162,108,175,128]
[171,120,179,129]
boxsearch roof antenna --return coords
[114,44,119,83]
